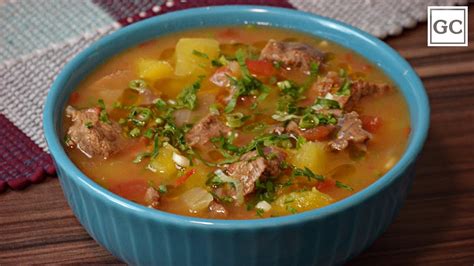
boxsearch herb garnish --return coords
[97,99,110,124]
[292,167,325,182]
[84,121,93,129]
[192,49,209,59]
[336,180,354,191]
[129,79,147,92]
[176,76,204,110]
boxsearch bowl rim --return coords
[43,5,430,229]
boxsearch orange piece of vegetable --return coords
[360,115,382,133]
[246,59,276,77]
[175,169,196,186]
[316,178,336,193]
[109,179,148,203]
[69,92,80,105]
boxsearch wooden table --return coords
[1,7,473,265]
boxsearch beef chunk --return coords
[260,39,325,73]
[337,80,392,111]
[208,201,228,218]
[310,71,392,111]
[144,187,160,208]
[226,147,286,195]
[329,111,372,151]
[312,71,342,98]
[185,114,231,147]
[66,106,123,158]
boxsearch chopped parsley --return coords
[84,121,93,129]
[336,80,351,96]
[224,49,268,113]
[148,180,168,194]
[192,49,209,59]
[97,99,110,124]
[255,208,264,217]
[336,180,354,191]
[176,77,203,110]
[292,167,325,182]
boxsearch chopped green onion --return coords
[129,127,141,138]
[225,112,248,128]
[314,98,341,109]
[336,80,351,96]
[209,103,220,115]
[129,79,147,92]
[154,98,167,109]
[299,113,319,129]
[143,128,154,139]
[271,112,300,122]
[277,80,292,90]
[154,117,164,125]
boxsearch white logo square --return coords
[428,6,468,47]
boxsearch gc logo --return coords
[428,6,468,47]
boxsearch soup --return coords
[63,26,410,219]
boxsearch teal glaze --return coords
[43,6,430,265]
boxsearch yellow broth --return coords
[63,26,410,219]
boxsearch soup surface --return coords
[63,26,410,219]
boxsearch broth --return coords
[63,26,410,219]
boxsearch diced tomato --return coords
[175,169,196,186]
[360,115,382,133]
[316,178,336,193]
[69,92,80,104]
[302,125,334,141]
[109,179,148,203]
[245,59,276,77]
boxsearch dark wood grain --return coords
[1,6,473,265]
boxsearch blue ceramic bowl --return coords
[43,6,429,266]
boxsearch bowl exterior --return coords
[57,162,414,265]
[44,6,429,266]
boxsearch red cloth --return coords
[1,0,293,192]
[0,114,56,192]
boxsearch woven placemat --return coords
[0,0,467,192]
